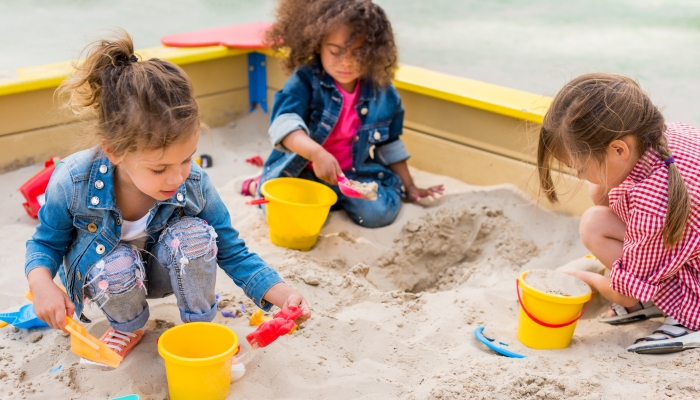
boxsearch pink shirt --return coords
[608,122,700,329]
[308,81,361,172]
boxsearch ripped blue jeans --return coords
[83,217,218,332]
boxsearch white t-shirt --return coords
[121,214,149,249]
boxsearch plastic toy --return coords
[0,304,49,329]
[24,290,123,368]
[18,157,60,218]
[474,326,526,358]
[248,309,271,326]
[245,155,264,167]
[246,307,302,349]
[200,154,213,168]
[161,22,272,49]
[111,395,139,400]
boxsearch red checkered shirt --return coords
[609,122,700,330]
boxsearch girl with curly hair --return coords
[242,0,444,228]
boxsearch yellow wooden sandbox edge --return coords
[1,46,552,123]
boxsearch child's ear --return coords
[102,140,123,165]
[610,139,631,159]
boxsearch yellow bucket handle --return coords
[516,279,592,329]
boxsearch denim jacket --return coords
[25,147,282,317]
[260,58,410,193]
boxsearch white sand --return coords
[1,110,699,399]
[524,270,590,297]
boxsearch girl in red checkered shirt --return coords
[538,73,700,354]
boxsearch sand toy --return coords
[249,178,337,251]
[24,290,123,368]
[0,304,49,329]
[158,322,239,400]
[249,309,272,326]
[516,271,592,349]
[18,157,60,218]
[246,307,302,349]
[337,175,378,201]
[474,326,526,358]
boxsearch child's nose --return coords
[166,169,185,186]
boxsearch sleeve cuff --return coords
[610,260,659,301]
[25,256,58,277]
[376,139,410,165]
[244,267,284,311]
[269,113,310,153]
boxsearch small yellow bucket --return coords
[260,178,337,251]
[516,271,591,349]
[158,322,239,400]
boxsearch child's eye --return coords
[152,168,166,175]
[183,158,192,165]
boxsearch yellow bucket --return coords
[260,178,338,251]
[158,322,239,400]
[516,271,591,349]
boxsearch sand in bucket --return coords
[517,270,591,350]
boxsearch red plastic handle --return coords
[516,279,591,329]
[246,198,269,205]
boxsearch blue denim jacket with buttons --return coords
[260,58,410,193]
[25,147,283,317]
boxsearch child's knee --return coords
[579,206,612,246]
[85,243,145,301]
[162,217,218,261]
[350,198,400,228]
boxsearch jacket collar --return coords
[87,151,188,212]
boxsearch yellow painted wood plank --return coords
[402,128,592,216]
[0,46,250,97]
[394,65,552,124]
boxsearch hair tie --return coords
[664,156,675,166]
[117,54,138,66]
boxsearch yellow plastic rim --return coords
[157,322,238,367]
[518,271,591,305]
[260,177,338,208]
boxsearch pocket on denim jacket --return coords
[367,126,390,144]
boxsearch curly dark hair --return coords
[266,0,398,86]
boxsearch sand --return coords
[524,270,590,297]
[346,179,378,200]
[0,110,699,399]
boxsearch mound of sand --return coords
[0,111,698,399]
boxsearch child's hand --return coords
[406,184,445,203]
[311,148,343,185]
[263,282,312,325]
[281,291,312,325]
[27,268,75,333]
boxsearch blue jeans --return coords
[298,170,401,228]
[83,217,218,332]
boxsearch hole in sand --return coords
[368,198,540,294]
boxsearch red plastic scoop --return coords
[246,307,302,349]
[337,175,378,201]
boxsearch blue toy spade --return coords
[0,304,49,329]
